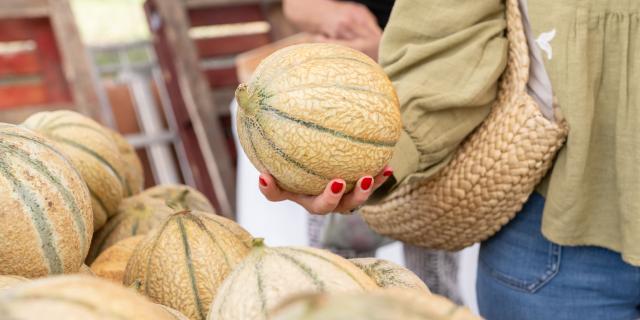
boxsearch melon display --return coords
[235,43,402,195]
[0,275,181,319]
[108,128,144,196]
[90,235,143,283]
[209,239,378,320]
[86,196,174,262]
[270,289,480,320]
[124,210,253,320]
[350,258,429,293]
[23,110,126,230]
[0,124,93,277]
[143,184,215,212]
[0,275,28,291]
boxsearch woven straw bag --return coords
[360,0,569,251]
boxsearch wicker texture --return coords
[360,0,569,251]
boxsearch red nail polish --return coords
[331,181,344,194]
[259,177,267,187]
[361,177,373,190]
[383,169,393,177]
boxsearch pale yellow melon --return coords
[0,123,93,278]
[23,110,126,230]
[0,275,28,291]
[86,196,174,263]
[270,289,480,320]
[108,129,144,196]
[124,210,253,320]
[235,43,402,195]
[0,275,179,319]
[350,258,429,293]
[208,239,378,320]
[90,235,144,283]
[142,184,215,212]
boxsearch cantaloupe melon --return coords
[235,43,402,195]
[124,210,252,320]
[90,235,143,283]
[270,289,480,320]
[23,111,126,230]
[0,275,180,319]
[0,124,93,277]
[208,239,378,320]
[86,196,174,262]
[143,184,215,212]
[0,275,28,291]
[108,129,144,196]
[350,258,429,293]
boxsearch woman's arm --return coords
[378,0,508,190]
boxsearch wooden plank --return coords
[187,4,264,27]
[0,51,41,76]
[145,0,236,218]
[49,0,103,122]
[0,84,48,109]
[204,66,238,88]
[0,18,47,41]
[195,33,270,58]
[0,0,49,19]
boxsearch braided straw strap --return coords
[360,0,569,251]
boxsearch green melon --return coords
[209,239,378,320]
[124,210,253,320]
[235,43,402,195]
[270,289,480,320]
[0,123,93,277]
[23,110,126,230]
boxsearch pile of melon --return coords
[1,44,475,319]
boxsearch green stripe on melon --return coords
[23,111,127,230]
[0,124,93,278]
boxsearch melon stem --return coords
[235,83,257,115]
[252,238,265,248]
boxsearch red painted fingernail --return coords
[383,169,393,177]
[360,177,373,190]
[259,177,267,187]
[331,181,344,194]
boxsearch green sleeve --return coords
[377,0,509,191]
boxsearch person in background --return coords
[282,0,462,304]
[265,0,640,318]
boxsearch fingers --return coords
[290,179,346,215]
[372,165,393,190]
[334,176,374,213]
[258,173,289,202]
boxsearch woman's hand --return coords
[258,166,394,215]
[319,1,380,40]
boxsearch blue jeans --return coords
[477,193,640,320]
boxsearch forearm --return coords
[283,0,336,33]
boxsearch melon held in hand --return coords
[236,43,402,195]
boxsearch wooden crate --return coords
[0,0,102,124]
[143,0,296,218]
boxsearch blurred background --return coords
[0,0,478,311]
